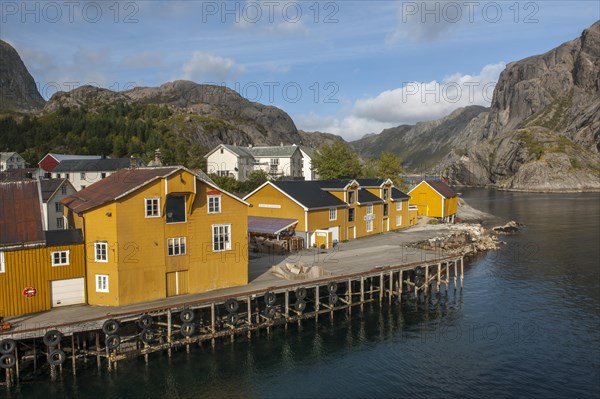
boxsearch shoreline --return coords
[452,184,600,194]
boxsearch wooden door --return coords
[166,271,189,297]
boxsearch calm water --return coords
[7,189,600,399]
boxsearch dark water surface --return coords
[7,189,600,399]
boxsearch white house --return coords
[52,157,145,190]
[205,144,307,181]
[0,152,26,171]
[299,146,318,181]
[40,178,77,230]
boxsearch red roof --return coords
[0,181,45,246]
[62,167,180,214]
[426,180,458,199]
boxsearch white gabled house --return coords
[0,152,26,171]
[204,144,255,181]
[40,178,77,230]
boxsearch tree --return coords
[312,141,361,180]
[375,152,403,186]
[239,169,269,193]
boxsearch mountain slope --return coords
[0,40,45,112]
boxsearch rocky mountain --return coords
[298,130,346,148]
[0,40,45,112]
[442,21,600,191]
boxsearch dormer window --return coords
[166,195,186,223]
[383,188,389,200]
[348,190,355,204]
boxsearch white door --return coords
[329,226,340,243]
[51,278,85,307]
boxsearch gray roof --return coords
[246,145,300,158]
[40,179,69,202]
[299,146,315,158]
[358,190,384,204]
[49,153,102,162]
[315,179,354,190]
[391,187,410,201]
[270,181,347,209]
[248,216,298,235]
[355,178,389,188]
[222,144,253,157]
[45,229,84,246]
[0,152,19,162]
[53,158,145,173]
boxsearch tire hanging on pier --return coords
[328,293,339,306]
[264,291,276,306]
[43,330,62,347]
[0,338,16,354]
[180,322,195,337]
[327,282,338,294]
[264,305,276,319]
[295,287,307,300]
[294,300,306,312]
[226,313,239,325]
[140,328,157,344]
[180,309,195,323]
[105,334,121,350]
[102,319,120,335]
[0,354,16,369]
[138,314,153,329]
[414,276,423,286]
[225,298,239,313]
[47,349,66,366]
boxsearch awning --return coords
[248,216,298,235]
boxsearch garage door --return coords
[51,278,85,307]
[329,226,340,243]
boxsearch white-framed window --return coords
[208,195,221,214]
[56,217,64,229]
[396,215,403,226]
[212,224,231,252]
[80,172,86,180]
[168,237,187,256]
[329,208,337,221]
[348,208,355,222]
[383,204,389,217]
[95,242,108,262]
[366,219,373,232]
[396,201,403,211]
[0,251,5,273]
[383,188,389,200]
[367,204,373,214]
[96,274,109,293]
[51,250,70,266]
[145,197,160,217]
[61,186,67,194]
[348,190,355,204]
[55,202,63,213]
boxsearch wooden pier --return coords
[0,255,463,386]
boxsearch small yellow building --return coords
[408,180,458,223]
[1,180,86,318]
[62,167,249,307]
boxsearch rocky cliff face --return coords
[0,40,45,112]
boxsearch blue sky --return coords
[1,1,598,140]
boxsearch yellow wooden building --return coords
[244,179,413,247]
[408,180,459,223]
[0,180,86,318]
[62,167,249,307]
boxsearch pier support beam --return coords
[460,258,464,289]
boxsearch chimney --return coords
[154,149,162,166]
[130,156,137,169]
[280,142,283,147]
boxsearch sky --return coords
[1,1,598,141]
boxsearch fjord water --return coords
[9,189,600,399]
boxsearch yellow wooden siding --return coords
[166,270,189,297]
[355,202,383,238]
[409,183,443,217]
[245,184,306,230]
[307,208,346,241]
[0,243,85,317]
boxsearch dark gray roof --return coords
[355,178,388,187]
[391,187,410,201]
[299,146,315,158]
[314,179,354,190]
[222,145,253,157]
[425,180,457,198]
[0,168,37,182]
[45,229,84,246]
[248,216,298,235]
[40,179,67,202]
[52,158,145,173]
[358,189,384,204]
[271,181,347,209]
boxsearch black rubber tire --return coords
[295,287,307,300]
[225,298,239,313]
[415,276,423,286]
[105,334,121,350]
[226,313,239,325]
[47,349,66,366]
[180,309,195,323]
[0,339,16,354]
[264,292,276,306]
[294,300,306,312]
[327,282,338,294]
[43,330,62,347]
[264,305,276,319]
[329,293,339,306]
[180,322,195,337]
[102,319,120,335]
[139,328,156,344]
[138,314,153,329]
[0,354,16,369]
[415,266,424,276]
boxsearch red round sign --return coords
[23,287,37,297]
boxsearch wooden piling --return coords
[71,334,76,376]
[425,265,429,296]
[388,271,393,304]
[460,257,464,289]
[167,309,172,358]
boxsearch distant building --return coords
[38,153,102,174]
[0,152,26,171]
[298,146,318,181]
[205,144,308,181]
[408,180,458,223]
[52,157,146,190]
[40,179,77,230]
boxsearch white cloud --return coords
[295,63,505,141]
[120,51,165,68]
[181,52,245,83]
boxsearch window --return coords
[366,219,373,232]
[348,190,355,204]
[101,172,106,179]
[80,185,86,190]
[396,201,403,211]
[208,195,221,214]
[80,172,86,180]
[220,148,224,154]
[367,204,373,214]
[212,224,231,252]
[168,237,187,256]
[396,215,403,226]
[383,188,389,200]
[61,186,67,194]
[383,204,389,217]
[96,275,109,293]
[145,198,160,217]
[166,195,186,223]
[348,208,355,222]
[65,173,70,180]
[55,203,63,213]
[95,242,108,262]
[329,208,337,221]
[0,251,4,273]
[56,217,64,229]
[51,250,70,266]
